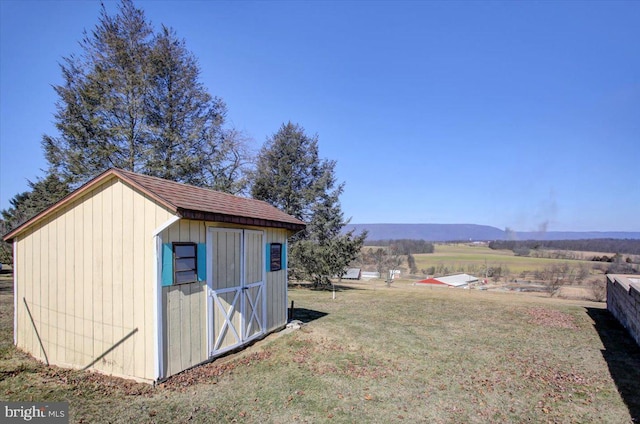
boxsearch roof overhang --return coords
[178,208,306,232]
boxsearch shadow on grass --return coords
[288,307,328,324]
[586,307,640,422]
[288,282,369,292]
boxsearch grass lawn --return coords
[1,272,639,423]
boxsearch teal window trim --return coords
[197,243,206,281]
[282,242,287,270]
[265,244,270,272]
[162,243,173,286]
[162,242,207,286]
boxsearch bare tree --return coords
[588,279,607,302]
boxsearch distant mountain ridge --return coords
[343,223,640,241]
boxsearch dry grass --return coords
[1,271,639,423]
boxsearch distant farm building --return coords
[341,268,362,280]
[361,272,381,280]
[416,273,478,288]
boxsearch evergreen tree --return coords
[43,0,153,182]
[0,173,71,264]
[252,122,323,222]
[42,0,250,192]
[252,122,366,287]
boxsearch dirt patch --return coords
[34,366,155,397]
[526,307,578,329]
[161,351,273,390]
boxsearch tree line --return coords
[488,239,640,256]
[364,239,435,254]
[0,0,365,287]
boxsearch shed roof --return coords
[4,168,306,242]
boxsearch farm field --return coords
[412,243,603,277]
[1,271,639,423]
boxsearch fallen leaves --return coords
[39,366,154,397]
[526,307,578,329]
[163,350,272,390]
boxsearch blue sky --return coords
[1,0,638,231]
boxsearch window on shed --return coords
[270,243,282,272]
[173,242,198,284]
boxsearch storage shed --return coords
[3,168,306,383]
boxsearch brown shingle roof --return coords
[114,169,306,230]
[4,168,305,242]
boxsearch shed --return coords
[3,168,305,383]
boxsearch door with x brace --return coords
[207,228,265,356]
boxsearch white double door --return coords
[207,228,265,356]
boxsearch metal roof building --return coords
[416,273,478,287]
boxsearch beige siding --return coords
[162,282,206,377]
[265,228,289,331]
[14,177,175,382]
[160,220,208,377]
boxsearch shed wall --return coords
[160,221,290,378]
[14,177,175,382]
[160,220,207,377]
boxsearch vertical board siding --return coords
[14,177,174,382]
[245,231,263,285]
[111,182,124,375]
[63,202,74,366]
[160,220,209,378]
[266,228,289,331]
[121,184,135,374]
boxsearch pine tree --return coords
[252,122,323,222]
[42,0,250,192]
[43,0,153,182]
[143,25,250,192]
[0,173,71,264]
[252,122,366,287]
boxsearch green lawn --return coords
[0,272,638,423]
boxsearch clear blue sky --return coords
[1,0,638,232]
